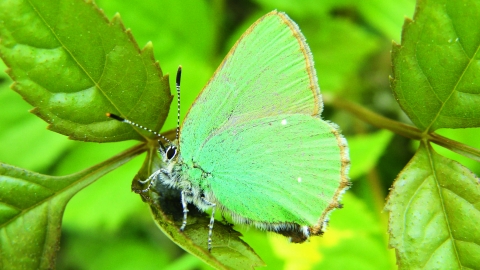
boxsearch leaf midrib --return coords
[1,145,144,228]
[25,0,149,139]
[26,1,117,113]
[0,173,81,229]
[422,14,480,133]
[424,142,462,268]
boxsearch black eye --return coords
[166,146,177,160]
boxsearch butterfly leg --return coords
[134,169,162,193]
[180,189,192,231]
[200,197,217,251]
[207,205,216,251]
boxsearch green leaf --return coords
[0,89,74,173]
[385,142,480,269]
[262,194,396,270]
[347,130,394,179]
[94,0,218,133]
[254,0,415,42]
[391,0,480,132]
[0,0,171,142]
[58,228,176,270]
[136,148,265,270]
[307,18,380,92]
[433,128,480,176]
[0,144,145,269]
[251,0,381,92]
[0,56,7,82]
[58,141,144,232]
[314,194,395,269]
[357,0,415,42]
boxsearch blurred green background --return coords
[2,0,480,269]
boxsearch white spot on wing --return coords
[297,177,302,183]
[281,119,287,125]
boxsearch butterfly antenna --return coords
[106,112,170,150]
[175,66,182,140]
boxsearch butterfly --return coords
[107,10,350,251]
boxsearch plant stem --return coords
[427,133,480,162]
[325,94,480,162]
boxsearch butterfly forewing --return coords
[180,12,322,159]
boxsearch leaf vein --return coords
[423,10,480,133]
[421,237,451,268]
[25,0,122,121]
[425,143,462,268]
[402,171,430,248]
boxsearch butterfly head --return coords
[159,140,179,164]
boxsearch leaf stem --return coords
[326,94,422,140]
[427,133,480,163]
[325,94,480,162]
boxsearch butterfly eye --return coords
[166,146,177,160]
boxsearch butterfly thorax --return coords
[158,140,216,212]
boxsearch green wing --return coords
[180,11,321,160]
[196,114,349,226]
[179,11,349,229]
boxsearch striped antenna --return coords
[106,112,171,149]
[175,66,182,140]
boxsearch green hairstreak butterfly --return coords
[108,10,350,250]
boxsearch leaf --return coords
[433,128,480,176]
[307,18,380,93]
[347,130,394,179]
[0,0,171,142]
[265,194,396,270]
[95,0,219,133]
[135,148,265,270]
[0,144,145,269]
[58,141,144,232]
[385,142,480,269]
[391,0,480,132]
[58,228,176,269]
[0,89,74,173]
[254,0,415,42]
[357,0,415,42]
[251,0,380,92]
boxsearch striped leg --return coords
[199,197,217,251]
[207,205,216,251]
[134,169,162,193]
[180,190,190,231]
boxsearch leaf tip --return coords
[398,17,414,45]
[143,41,154,50]
[141,41,154,56]
[111,12,122,23]
[389,75,396,87]
[111,13,128,32]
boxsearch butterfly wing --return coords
[179,11,349,230]
[197,114,348,227]
[180,11,322,156]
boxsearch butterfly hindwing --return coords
[196,114,348,229]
